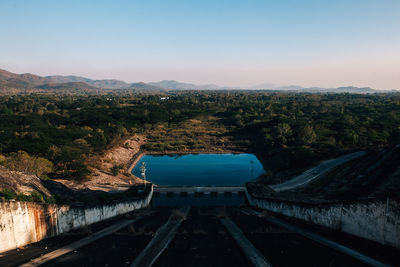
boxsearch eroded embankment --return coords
[0,185,153,253]
[246,189,400,249]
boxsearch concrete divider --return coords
[0,186,153,253]
[245,190,400,249]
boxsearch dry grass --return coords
[143,116,238,153]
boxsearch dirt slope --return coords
[54,135,146,192]
[0,166,51,197]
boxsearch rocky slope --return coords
[0,166,51,197]
[54,135,146,192]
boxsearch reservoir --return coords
[132,153,264,186]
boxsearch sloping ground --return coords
[271,152,365,192]
[248,145,400,202]
[100,135,145,171]
[54,135,146,192]
[0,166,51,197]
[0,134,147,203]
[299,145,400,201]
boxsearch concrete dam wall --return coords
[246,191,400,249]
[0,187,153,253]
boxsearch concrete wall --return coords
[0,187,153,253]
[246,191,400,249]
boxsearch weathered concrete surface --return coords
[221,218,272,267]
[246,190,400,249]
[130,206,190,267]
[20,218,140,267]
[0,186,153,253]
[154,186,245,195]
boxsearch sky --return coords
[1,0,400,89]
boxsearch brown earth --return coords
[54,135,147,192]
[0,166,51,197]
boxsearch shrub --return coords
[0,188,16,200]
[44,195,56,204]
[111,164,124,176]
[16,193,33,202]
[31,191,45,203]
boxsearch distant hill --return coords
[251,83,304,90]
[0,69,48,84]
[0,69,161,93]
[308,86,378,93]
[46,75,130,89]
[151,80,385,93]
[0,68,396,94]
[36,82,98,91]
[125,82,164,92]
[148,80,227,90]
[250,83,379,93]
[0,69,102,93]
[0,69,49,92]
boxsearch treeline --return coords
[220,92,400,170]
[0,92,399,180]
[0,94,212,180]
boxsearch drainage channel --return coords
[130,207,191,267]
[40,208,172,267]
[4,206,395,267]
[220,218,272,267]
[152,207,253,267]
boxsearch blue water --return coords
[132,153,264,186]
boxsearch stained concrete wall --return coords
[246,191,400,249]
[0,187,153,253]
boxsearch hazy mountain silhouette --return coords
[46,75,130,89]
[0,68,394,94]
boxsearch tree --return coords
[297,125,317,145]
[1,151,53,176]
[275,123,292,145]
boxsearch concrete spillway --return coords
[154,186,245,195]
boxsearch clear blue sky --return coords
[1,0,399,89]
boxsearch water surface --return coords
[132,153,264,186]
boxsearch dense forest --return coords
[0,91,399,181]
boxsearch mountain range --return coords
[0,68,396,94]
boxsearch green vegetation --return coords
[0,188,15,200]
[0,92,399,180]
[0,188,56,203]
[1,151,53,177]
[111,164,124,176]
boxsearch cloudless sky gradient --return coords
[1,0,399,89]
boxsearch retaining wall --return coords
[246,191,400,249]
[0,187,153,253]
